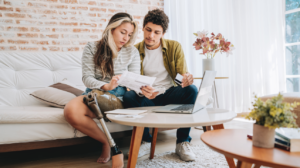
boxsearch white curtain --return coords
[164,0,285,112]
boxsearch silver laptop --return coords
[152,70,217,114]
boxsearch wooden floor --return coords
[0,118,254,168]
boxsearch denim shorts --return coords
[82,86,127,101]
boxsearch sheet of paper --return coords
[114,115,144,119]
[104,109,147,115]
[276,128,300,139]
[117,71,156,94]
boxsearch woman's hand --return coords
[101,75,122,91]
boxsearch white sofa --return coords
[0,52,133,152]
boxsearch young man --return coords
[123,9,198,162]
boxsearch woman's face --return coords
[112,22,134,50]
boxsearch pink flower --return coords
[197,30,208,38]
[202,37,209,42]
[225,41,231,48]
[216,33,222,40]
[222,41,231,52]
[193,42,202,50]
[193,39,203,50]
[220,39,225,46]
[203,47,209,54]
[225,46,235,57]
[209,40,215,49]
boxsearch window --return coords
[285,0,300,92]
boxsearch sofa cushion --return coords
[0,122,133,145]
[30,79,84,108]
[0,106,66,123]
[0,106,133,144]
[0,52,85,107]
[0,123,76,145]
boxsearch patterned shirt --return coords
[82,41,141,89]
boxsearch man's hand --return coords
[101,74,121,91]
[141,86,159,99]
[181,72,194,88]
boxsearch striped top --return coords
[82,41,141,89]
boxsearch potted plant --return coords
[193,30,234,72]
[245,93,299,148]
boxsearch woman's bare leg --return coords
[64,95,110,163]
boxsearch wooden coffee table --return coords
[107,106,237,168]
[201,129,300,168]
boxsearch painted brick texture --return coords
[0,0,164,52]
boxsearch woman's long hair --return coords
[94,13,138,79]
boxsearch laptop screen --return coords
[192,71,217,113]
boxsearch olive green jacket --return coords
[134,38,188,86]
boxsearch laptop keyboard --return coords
[171,104,194,111]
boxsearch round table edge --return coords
[106,115,236,128]
[200,130,300,168]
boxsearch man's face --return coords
[143,22,165,49]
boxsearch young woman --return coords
[64,13,140,164]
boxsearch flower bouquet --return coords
[193,30,234,59]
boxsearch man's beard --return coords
[145,41,155,48]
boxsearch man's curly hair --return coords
[143,9,169,34]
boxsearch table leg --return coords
[150,128,158,159]
[236,160,253,168]
[212,124,224,130]
[127,126,144,168]
[206,126,212,131]
[195,126,211,132]
[212,124,236,168]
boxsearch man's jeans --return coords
[123,85,198,144]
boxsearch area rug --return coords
[136,141,269,168]
[136,141,229,168]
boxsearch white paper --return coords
[117,71,156,93]
[114,115,144,119]
[104,109,147,115]
[275,128,300,139]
